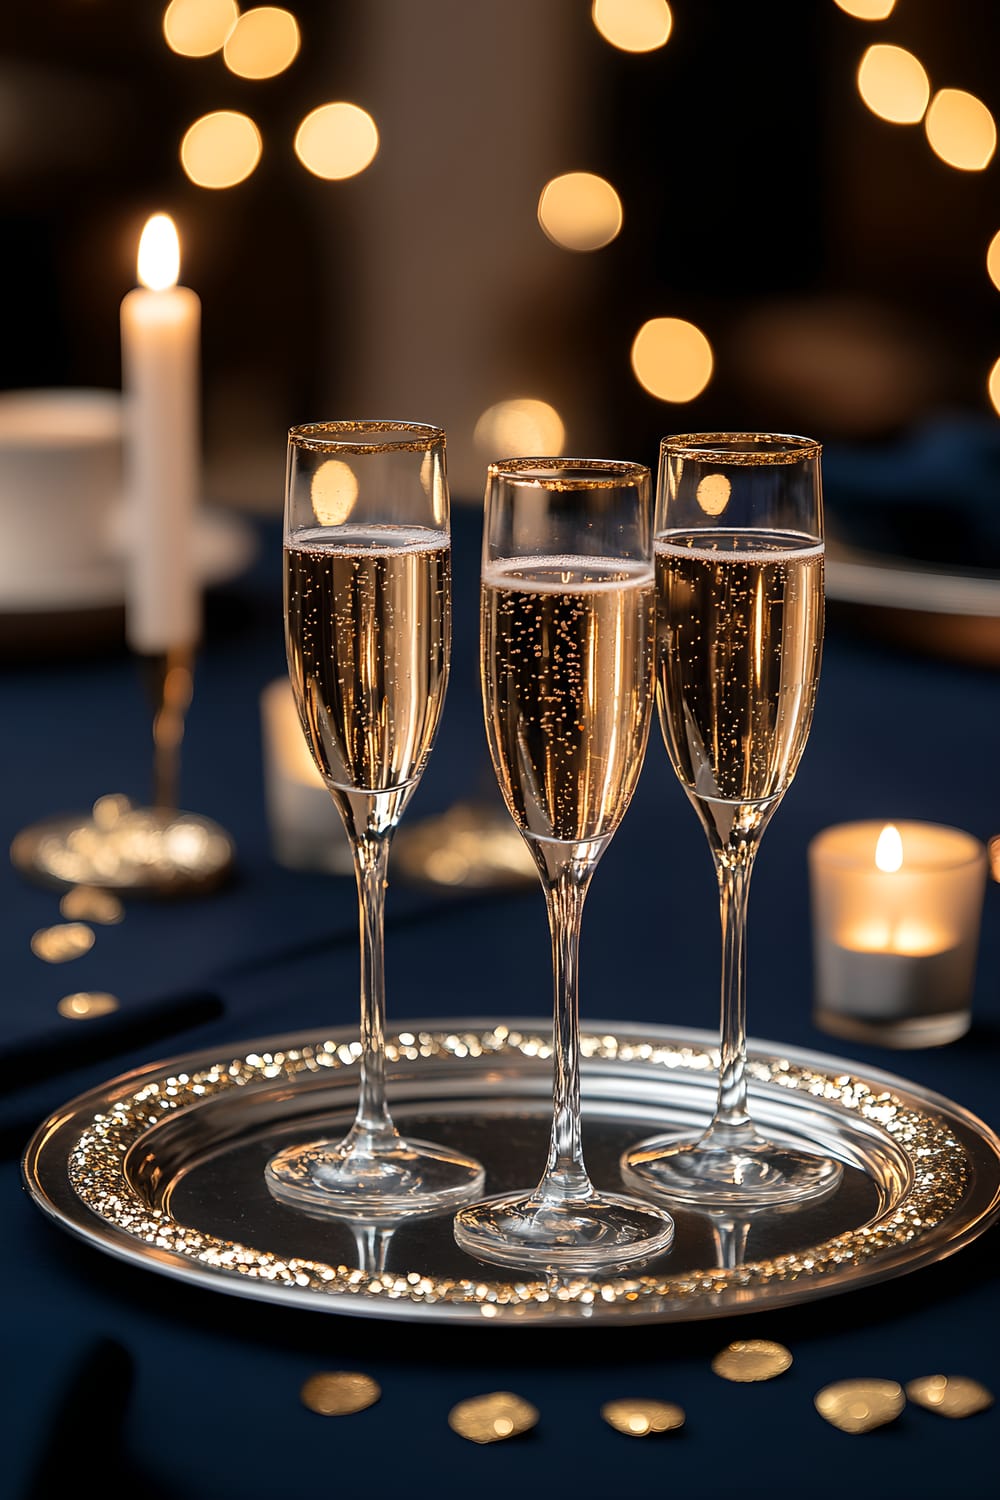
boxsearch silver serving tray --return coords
[21,1018,1000,1326]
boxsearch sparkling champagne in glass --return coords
[265,421,485,1219]
[621,433,843,1208]
[453,458,676,1272]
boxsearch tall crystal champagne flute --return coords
[621,433,843,1207]
[265,421,485,1219]
[453,458,676,1271]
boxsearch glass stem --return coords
[538,854,598,1203]
[345,825,397,1150]
[709,831,762,1142]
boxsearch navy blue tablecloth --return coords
[2,504,998,1499]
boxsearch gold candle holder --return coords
[10,645,234,898]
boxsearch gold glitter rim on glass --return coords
[47,1026,991,1320]
[660,433,822,465]
[288,420,446,455]
[485,456,650,491]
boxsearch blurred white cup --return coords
[0,387,123,599]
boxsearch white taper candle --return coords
[120,213,202,653]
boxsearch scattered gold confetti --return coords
[60,885,125,924]
[300,1371,380,1416]
[601,1398,685,1436]
[712,1339,793,1382]
[448,1392,539,1444]
[57,991,120,1021]
[905,1375,994,1419]
[814,1378,905,1433]
[30,923,95,963]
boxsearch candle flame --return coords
[875,823,903,873]
[137,214,181,291]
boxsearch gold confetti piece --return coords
[814,1378,905,1433]
[905,1375,994,1419]
[60,885,125,924]
[712,1339,793,1383]
[448,1391,539,1444]
[30,923,95,963]
[300,1371,381,1416]
[57,991,120,1021]
[601,1399,685,1437]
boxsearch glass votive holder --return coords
[808,820,987,1048]
[259,677,353,876]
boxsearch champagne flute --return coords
[621,433,843,1208]
[453,458,676,1272]
[265,420,485,1219]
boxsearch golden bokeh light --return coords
[537,172,623,252]
[987,230,1000,292]
[223,6,300,80]
[163,0,239,58]
[833,0,896,19]
[856,45,929,125]
[137,213,180,290]
[474,399,566,457]
[180,110,262,188]
[696,473,731,517]
[925,88,997,171]
[988,355,1000,416]
[631,318,713,402]
[591,0,672,54]
[311,459,359,526]
[294,102,380,180]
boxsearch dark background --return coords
[3,0,1000,512]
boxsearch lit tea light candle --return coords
[120,213,201,654]
[809,820,987,1047]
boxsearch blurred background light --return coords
[696,473,731,517]
[987,229,1000,292]
[988,355,1000,415]
[537,172,623,252]
[856,45,929,125]
[833,0,896,19]
[591,0,672,54]
[474,398,566,458]
[311,459,359,525]
[163,0,239,58]
[630,317,713,402]
[924,88,996,171]
[223,6,300,80]
[180,110,262,188]
[294,102,380,180]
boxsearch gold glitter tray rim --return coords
[21,1018,1000,1327]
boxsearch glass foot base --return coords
[453,1190,675,1274]
[621,1132,843,1210]
[265,1136,486,1222]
